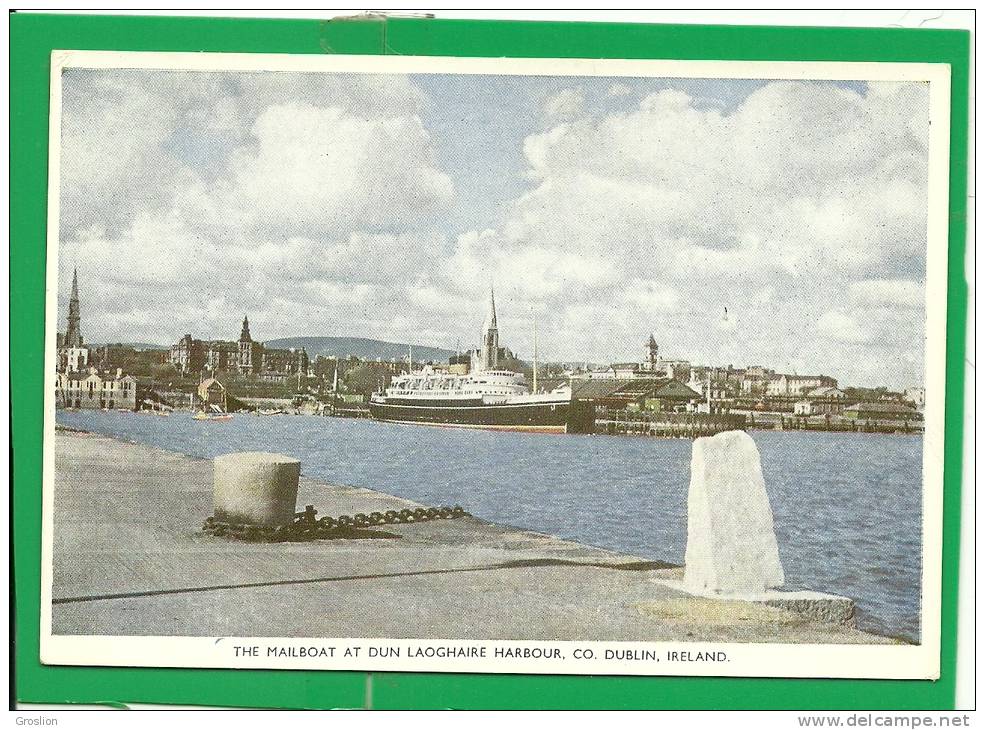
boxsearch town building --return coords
[91,343,169,375]
[792,387,848,416]
[580,334,691,381]
[169,316,308,378]
[56,268,90,373]
[684,369,735,414]
[56,367,137,410]
[171,334,206,374]
[197,377,227,411]
[904,387,926,410]
[740,366,837,396]
[765,374,838,397]
[53,271,141,410]
[446,354,471,375]
[570,377,701,413]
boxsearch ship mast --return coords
[532,319,538,393]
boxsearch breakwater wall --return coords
[742,411,924,435]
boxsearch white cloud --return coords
[58,69,439,236]
[817,310,874,344]
[58,69,456,345]
[448,79,928,385]
[222,104,453,236]
[59,73,196,235]
[851,279,925,308]
[543,88,585,121]
[622,280,681,313]
[58,72,929,388]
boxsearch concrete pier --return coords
[51,430,896,643]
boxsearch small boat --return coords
[258,408,285,416]
[193,412,233,422]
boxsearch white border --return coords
[39,50,952,680]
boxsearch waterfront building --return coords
[169,316,308,378]
[766,374,838,397]
[56,268,90,373]
[807,386,846,399]
[792,388,848,416]
[739,366,775,395]
[793,400,814,416]
[205,341,238,373]
[791,386,848,416]
[684,369,735,414]
[197,377,227,411]
[445,355,470,376]
[588,358,692,381]
[903,387,926,410]
[261,346,309,377]
[686,368,731,401]
[607,362,644,379]
[578,334,691,381]
[56,367,137,410]
[571,377,701,413]
[741,367,837,397]
[92,344,169,375]
[171,334,207,374]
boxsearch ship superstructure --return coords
[368,289,572,432]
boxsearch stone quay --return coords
[51,429,895,644]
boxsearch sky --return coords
[57,68,929,389]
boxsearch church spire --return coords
[480,286,500,371]
[63,267,83,347]
[485,286,498,331]
[239,315,252,343]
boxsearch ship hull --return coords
[368,399,570,433]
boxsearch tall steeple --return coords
[239,315,252,343]
[485,287,498,332]
[238,315,256,374]
[481,286,500,371]
[63,267,83,347]
[645,333,659,369]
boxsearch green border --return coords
[11,13,969,710]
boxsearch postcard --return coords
[40,50,951,679]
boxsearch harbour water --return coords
[55,410,923,642]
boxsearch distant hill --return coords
[265,336,456,363]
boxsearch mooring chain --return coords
[202,504,469,542]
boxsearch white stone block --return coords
[683,430,785,594]
[213,452,301,527]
